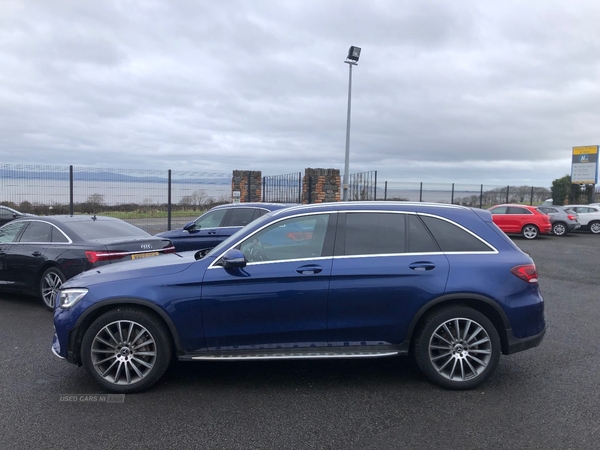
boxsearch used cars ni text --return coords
[488,204,552,239]
[156,203,294,252]
[0,215,174,309]
[53,202,545,393]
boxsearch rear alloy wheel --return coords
[39,267,65,310]
[552,222,567,236]
[522,224,539,239]
[414,306,500,390]
[81,308,172,393]
[589,221,600,234]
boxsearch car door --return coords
[200,212,335,350]
[0,221,29,289]
[489,206,510,232]
[507,206,534,232]
[327,212,450,346]
[177,208,229,252]
[8,220,55,291]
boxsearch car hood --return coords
[62,251,201,288]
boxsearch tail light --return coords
[86,251,129,264]
[86,246,176,264]
[511,264,538,283]
[567,214,577,221]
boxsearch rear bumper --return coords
[504,325,546,355]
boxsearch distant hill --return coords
[0,168,230,185]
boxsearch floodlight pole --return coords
[342,60,356,202]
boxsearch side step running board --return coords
[188,351,399,361]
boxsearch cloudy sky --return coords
[1,0,599,188]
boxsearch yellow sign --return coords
[573,145,598,155]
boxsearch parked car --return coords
[0,205,28,226]
[537,205,581,236]
[53,202,546,393]
[563,205,600,234]
[156,202,294,252]
[488,204,552,239]
[0,215,175,309]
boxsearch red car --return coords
[488,204,552,239]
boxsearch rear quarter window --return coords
[419,215,494,252]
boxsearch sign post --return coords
[571,145,599,184]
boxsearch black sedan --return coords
[0,215,175,310]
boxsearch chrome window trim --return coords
[207,209,498,269]
[11,219,73,244]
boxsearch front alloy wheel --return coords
[81,308,172,393]
[414,306,500,390]
[522,224,539,239]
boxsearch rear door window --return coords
[341,212,406,256]
[223,208,258,227]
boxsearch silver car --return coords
[537,205,581,236]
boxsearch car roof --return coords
[10,214,123,224]
[209,202,297,212]
[268,201,474,217]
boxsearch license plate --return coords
[131,252,159,260]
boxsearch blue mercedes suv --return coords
[53,202,545,393]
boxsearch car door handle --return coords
[296,264,323,275]
[32,251,43,257]
[207,231,217,235]
[409,262,436,271]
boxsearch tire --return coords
[39,267,65,311]
[552,222,567,236]
[81,307,173,393]
[522,224,539,239]
[589,221,600,234]
[414,305,501,390]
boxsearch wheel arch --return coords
[406,294,512,355]
[69,299,182,366]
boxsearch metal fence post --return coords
[530,186,534,205]
[373,171,377,200]
[506,185,509,204]
[167,169,172,231]
[451,183,455,204]
[298,172,302,204]
[384,181,388,200]
[69,165,74,216]
[419,182,423,202]
[479,184,483,209]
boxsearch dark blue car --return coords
[156,202,293,252]
[53,202,546,393]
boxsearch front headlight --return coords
[59,288,88,309]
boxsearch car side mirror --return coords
[183,222,196,231]
[222,249,247,269]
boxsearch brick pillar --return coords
[302,168,341,204]
[232,170,262,202]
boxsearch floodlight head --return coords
[346,46,361,62]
